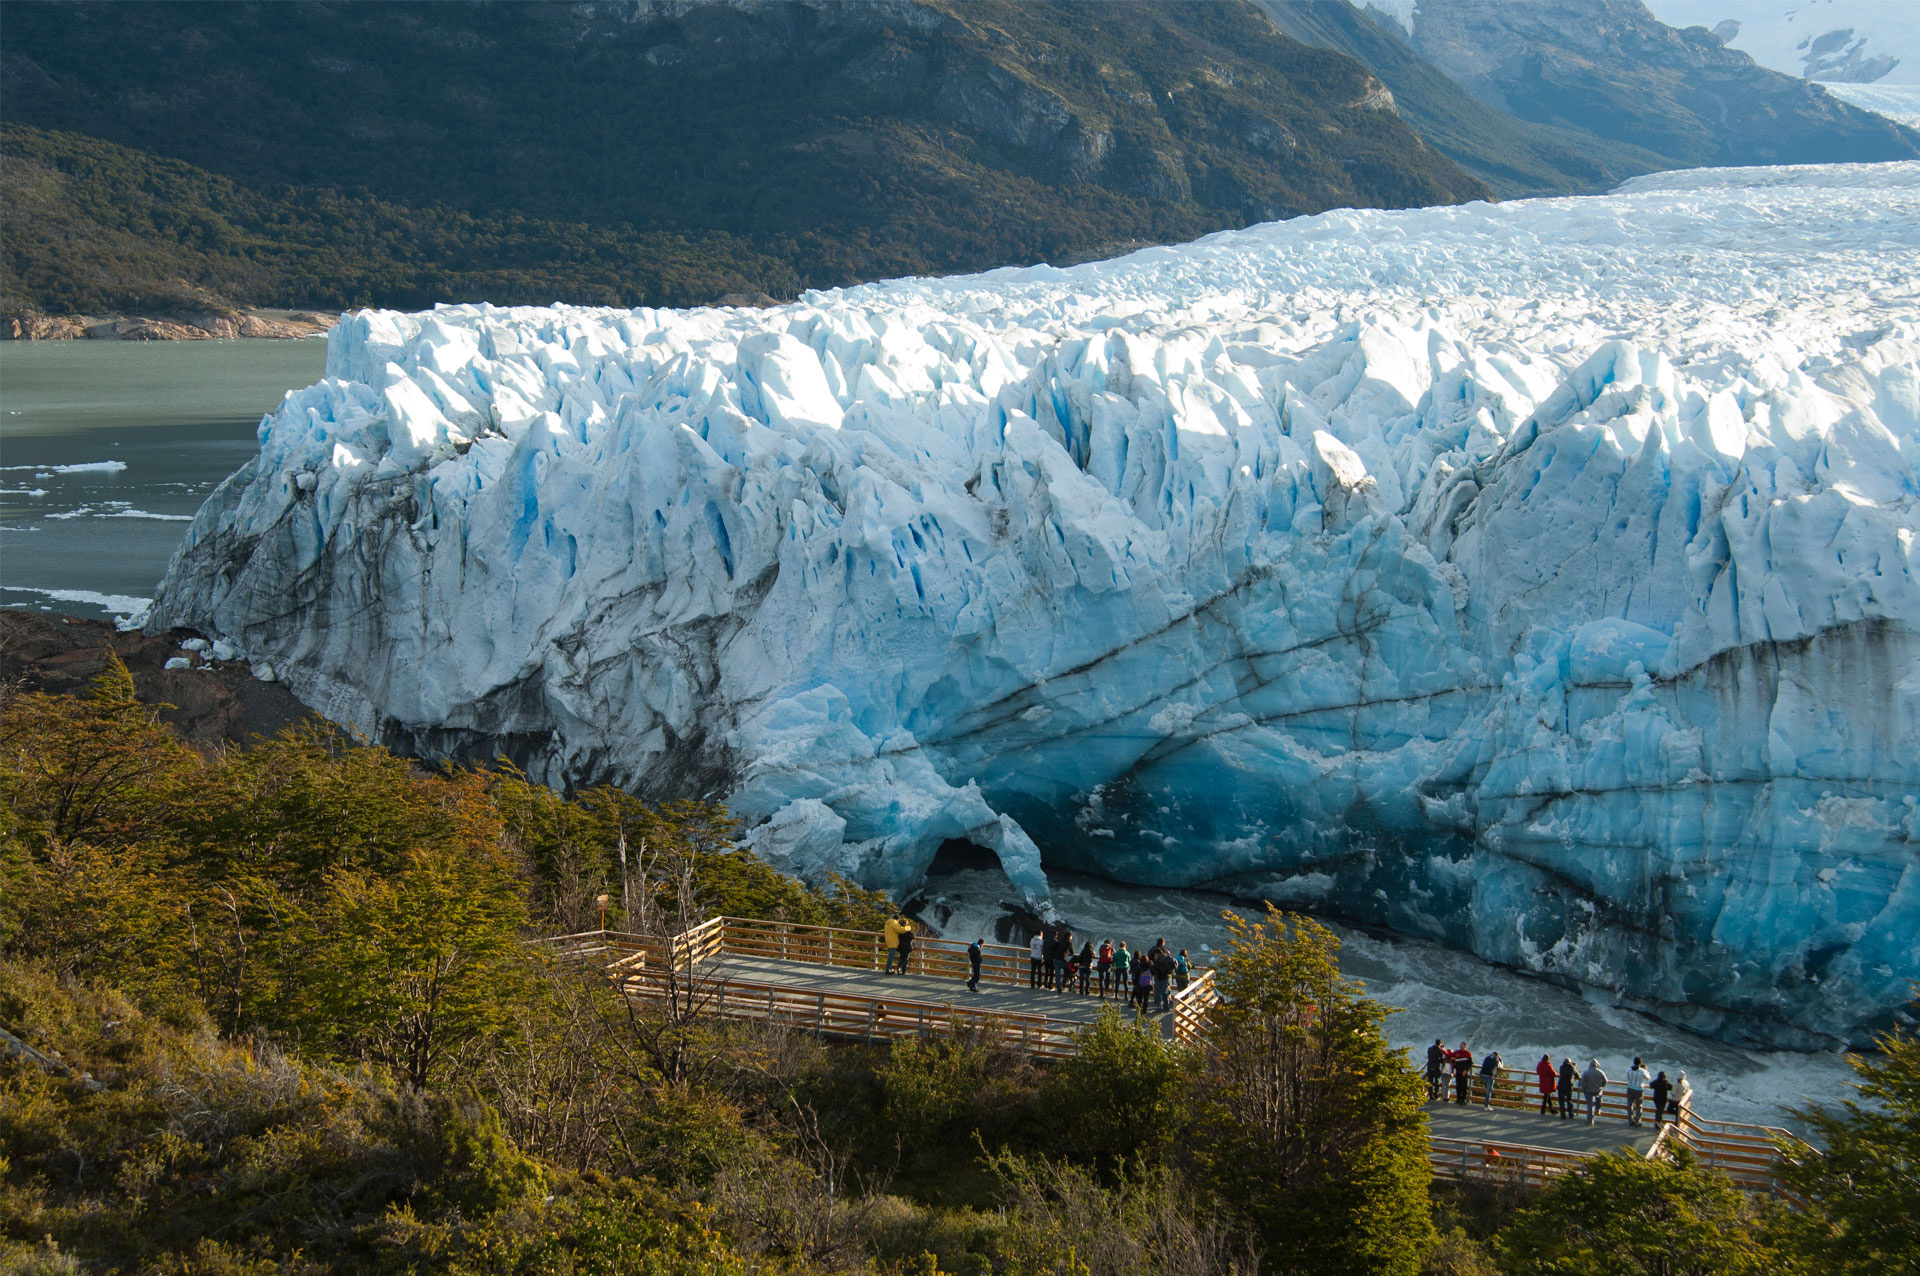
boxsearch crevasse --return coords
[151,162,1920,1049]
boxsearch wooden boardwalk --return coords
[1426,1102,1662,1158]
[538,918,1800,1196]
[539,917,1215,1059]
[703,953,1152,1028]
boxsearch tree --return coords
[1045,1005,1189,1167]
[0,652,190,855]
[297,842,534,1090]
[1497,1148,1787,1276]
[1773,1015,1920,1276]
[1191,906,1435,1276]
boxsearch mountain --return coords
[1252,0,1673,195]
[149,161,1920,1050]
[1354,0,1920,168]
[0,0,1486,317]
[1642,0,1919,84]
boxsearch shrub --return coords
[1496,1148,1786,1276]
[1042,1005,1189,1168]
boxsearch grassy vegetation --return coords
[1,1,1488,317]
[1,659,1908,1274]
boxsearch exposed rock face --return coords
[4,312,88,340]
[0,310,335,341]
[0,610,312,750]
[1398,0,1920,166]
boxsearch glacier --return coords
[151,162,1920,1049]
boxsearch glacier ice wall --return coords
[152,162,1920,1048]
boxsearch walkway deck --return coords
[701,953,1158,1030]
[538,919,1798,1196]
[541,917,1216,1059]
[1425,1101,1663,1157]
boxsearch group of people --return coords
[883,915,1196,1012]
[1025,925,1194,1013]
[1424,1042,1692,1128]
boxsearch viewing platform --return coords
[538,916,1218,1060]
[1419,1065,1801,1197]
[539,916,1801,1196]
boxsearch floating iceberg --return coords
[151,162,1920,1049]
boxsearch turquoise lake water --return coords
[0,337,328,620]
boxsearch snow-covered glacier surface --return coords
[152,163,1920,1049]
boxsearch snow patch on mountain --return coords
[152,161,1920,1049]
[1645,0,1920,84]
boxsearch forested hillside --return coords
[0,0,1485,317]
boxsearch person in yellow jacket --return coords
[884,915,913,974]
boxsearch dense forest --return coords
[1,659,1912,1274]
[0,0,1486,317]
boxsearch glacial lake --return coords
[0,336,328,620]
[0,331,1859,1132]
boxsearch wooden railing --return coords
[543,919,1211,1058]
[1422,1060,1800,1195]
[540,922,1800,1193]
[1168,969,1218,1044]
[683,969,1083,1058]
[711,917,1035,985]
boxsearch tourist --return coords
[884,915,910,975]
[1174,948,1192,990]
[1626,1057,1650,1125]
[966,938,983,992]
[1557,1057,1576,1119]
[1451,1043,1473,1104]
[1151,945,1177,1012]
[1674,1072,1693,1125]
[1427,1040,1448,1102]
[1580,1058,1608,1125]
[1535,1054,1556,1115]
[1028,932,1044,988]
[1112,941,1132,999]
[1479,1050,1503,1108]
[1135,960,1154,1012]
[1054,928,1075,993]
[1096,939,1114,996]
[896,919,915,974]
[1078,941,1095,995]
[1650,1070,1672,1125]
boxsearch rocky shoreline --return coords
[0,609,313,749]
[3,307,336,341]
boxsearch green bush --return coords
[1496,1148,1787,1276]
[878,1035,991,1152]
[1042,1005,1189,1167]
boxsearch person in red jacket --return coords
[1449,1043,1474,1103]
[1535,1054,1556,1115]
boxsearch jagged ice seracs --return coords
[152,162,1920,1050]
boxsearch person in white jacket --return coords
[1626,1057,1651,1126]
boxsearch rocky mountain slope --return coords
[1,0,1484,318]
[1378,0,1919,167]
[1255,0,1674,195]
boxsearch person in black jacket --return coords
[1557,1057,1577,1119]
[966,939,983,992]
[1650,1070,1673,1125]
[1425,1040,1447,1102]
[1077,941,1095,994]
